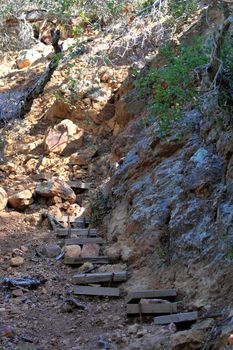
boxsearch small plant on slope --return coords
[135,39,210,135]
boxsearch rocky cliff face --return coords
[103,68,233,349]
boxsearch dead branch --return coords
[207,15,233,84]
[19,29,63,117]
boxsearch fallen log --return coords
[19,30,63,118]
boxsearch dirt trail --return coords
[0,49,135,346]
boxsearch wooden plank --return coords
[154,311,198,325]
[67,181,91,190]
[56,216,90,224]
[72,272,128,284]
[126,289,177,303]
[65,237,104,246]
[73,286,120,297]
[64,256,110,265]
[127,302,177,315]
[56,228,97,238]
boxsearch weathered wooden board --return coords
[72,272,128,284]
[154,311,198,325]
[127,302,177,315]
[64,256,110,265]
[67,181,91,190]
[56,228,97,238]
[65,237,104,246]
[126,289,177,304]
[73,285,120,297]
[56,216,90,224]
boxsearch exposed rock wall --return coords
[106,91,233,307]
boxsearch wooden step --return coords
[72,272,128,285]
[65,237,105,246]
[127,302,177,315]
[64,256,110,265]
[67,180,91,190]
[73,285,120,297]
[154,311,198,325]
[56,216,90,224]
[56,228,97,238]
[126,289,177,303]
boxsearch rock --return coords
[8,190,33,210]
[104,243,121,262]
[137,328,148,338]
[0,325,16,337]
[121,245,134,262]
[70,145,98,166]
[170,329,205,349]
[45,99,71,121]
[44,128,68,155]
[44,119,84,155]
[1,16,34,53]
[10,257,24,267]
[0,187,7,210]
[12,289,24,297]
[228,334,233,345]
[114,87,144,131]
[106,201,128,241]
[41,243,61,258]
[35,180,76,203]
[12,248,24,257]
[64,245,81,259]
[25,9,47,22]
[56,119,79,137]
[16,49,42,69]
[20,245,29,253]
[187,148,223,194]
[86,86,112,104]
[78,262,94,273]
[128,324,139,334]
[81,244,100,258]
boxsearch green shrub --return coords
[135,39,210,135]
[167,0,199,18]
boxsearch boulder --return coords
[104,243,121,262]
[8,190,33,210]
[0,187,7,210]
[56,119,80,137]
[35,180,76,204]
[44,128,68,155]
[64,245,81,259]
[41,243,61,258]
[44,120,84,155]
[70,145,98,166]
[81,243,100,258]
